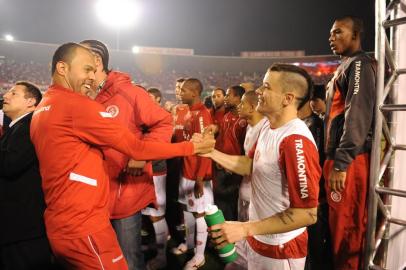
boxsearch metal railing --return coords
[364,0,406,269]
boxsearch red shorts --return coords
[50,226,128,270]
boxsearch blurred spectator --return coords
[310,84,327,119]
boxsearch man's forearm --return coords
[209,149,252,176]
[243,207,317,237]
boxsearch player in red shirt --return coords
[210,87,226,127]
[175,78,214,269]
[30,43,215,270]
[213,85,247,221]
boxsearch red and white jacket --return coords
[95,71,173,219]
[30,84,193,239]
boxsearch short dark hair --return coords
[212,87,226,96]
[311,84,326,101]
[243,89,259,106]
[336,16,364,39]
[80,40,110,72]
[16,81,42,106]
[176,78,185,84]
[184,78,203,95]
[229,85,245,99]
[268,63,314,110]
[147,87,162,100]
[204,95,213,109]
[51,42,86,75]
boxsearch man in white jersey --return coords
[203,64,321,270]
[226,90,267,270]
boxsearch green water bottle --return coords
[204,204,238,263]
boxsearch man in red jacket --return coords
[80,40,174,270]
[30,42,215,270]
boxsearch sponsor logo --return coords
[295,139,308,199]
[353,60,361,95]
[106,105,119,118]
[33,105,51,115]
[331,191,342,202]
[239,118,248,128]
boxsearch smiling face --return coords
[60,47,96,97]
[329,19,358,56]
[256,71,286,117]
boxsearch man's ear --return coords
[283,93,295,106]
[56,61,68,76]
[27,97,37,108]
[249,103,255,113]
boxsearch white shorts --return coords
[178,176,214,214]
[247,243,306,270]
[142,174,167,217]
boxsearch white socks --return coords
[152,218,169,258]
[195,216,208,258]
[184,210,196,249]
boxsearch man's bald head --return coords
[268,63,313,110]
[51,42,91,75]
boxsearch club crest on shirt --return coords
[238,118,248,128]
[106,105,119,118]
[188,199,194,207]
[331,191,342,202]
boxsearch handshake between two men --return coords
[190,131,216,155]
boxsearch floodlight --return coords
[132,46,140,54]
[96,0,141,29]
[4,34,14,41]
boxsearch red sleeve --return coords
[279,134,320,208]
[72,99,194,161]
[195,109,213,178]
[132,85,173,143]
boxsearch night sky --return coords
[0,0,375,56]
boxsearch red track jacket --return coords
[95,71,173,219]
[30,85,193,239]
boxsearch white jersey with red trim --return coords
[250,118,320,246]
[240,117,268,202]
